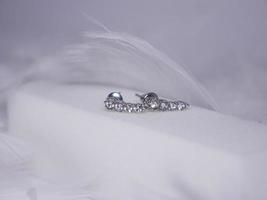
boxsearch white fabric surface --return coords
[4,81,267,200]
[0,30,223,200]
[0,21,266,198]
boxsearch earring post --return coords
[135,93,144,99]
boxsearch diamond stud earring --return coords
[136,92,190,112]
[135,92,160,110]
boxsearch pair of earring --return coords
[104,92,190,113]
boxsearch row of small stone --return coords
[158,99,189,111]
[104,99,145,113]
[105,98,189,113]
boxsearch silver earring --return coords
[104,92,145,113]
[104,92,190,113]
[107,92,123,101]
[135,92,160,110]
[135,92,190,111]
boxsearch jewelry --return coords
[104,92,145,113]
[104,92,190,113]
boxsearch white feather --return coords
[0,31,217,199]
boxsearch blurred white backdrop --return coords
[0,0,267,123]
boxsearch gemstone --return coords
[177,102,184,110]
[114,103,124,112]
[143,92,160,110]
[104,100,114,109]
[159,100,169,111]
[126,104,134,112]
[169,102,177,110]
[122,104,128,112]
[134,103,144,112]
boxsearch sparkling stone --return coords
[104,100,114,109]
[177,102,184,111]
[143,92,160,110]
[159,100,169,111]
[139,104,145,112]
[122,104,128,112]
[134,103,144,112]
[126,104,134,113]
[169,102,177,110]
[133,105,138,112]
[114,103,124,112]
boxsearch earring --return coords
[135,92,160,110]
[104,92,145,113]
[107,92,123,101]
[104,92,190,113]
[136,92,190,111]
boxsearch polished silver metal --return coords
[108,92,123,101]
[104,92,190,113]
[105,92,145,113]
